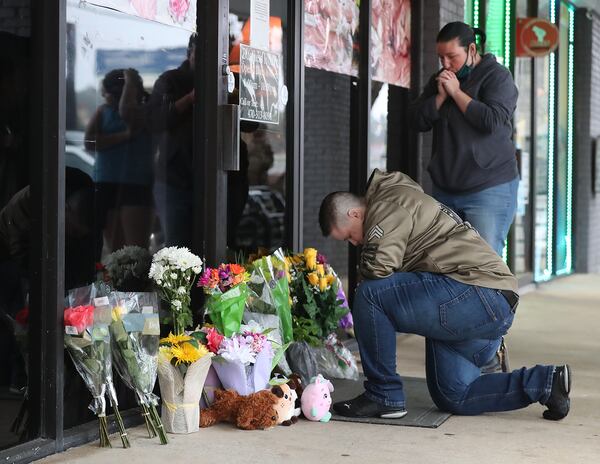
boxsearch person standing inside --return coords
[410,22,519,256]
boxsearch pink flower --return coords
[130,0,157,20]
[168,0,190,23]
[64,305,95,334]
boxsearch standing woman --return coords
[410,22,519,256]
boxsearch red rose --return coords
[64,305,95,334]
[206,327,224,354]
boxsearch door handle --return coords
[220,103,240,171]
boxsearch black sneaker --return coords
[481,337,510,374]
[543,364,572,421]
[333,393,408,419]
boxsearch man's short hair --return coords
[319,191,364,236]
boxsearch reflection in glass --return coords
[0,1,31,450]
[513,54,532,275]
[65,1,193,427]
[370,82,389,173]
[228,0,287,255]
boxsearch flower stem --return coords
[149,403,168,445]
[112,404,131,448]
[98,416,112,448]
[141,403,157,438]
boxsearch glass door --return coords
[225,0,289,258]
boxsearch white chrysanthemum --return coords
[150,247,203,284]
[177,286,186,295]
[148,262,165,282]
[172,300,182,309]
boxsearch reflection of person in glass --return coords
[149,35,196,248]
[85,68,153,253]
[150,33,250,251]
[410,22,519,256]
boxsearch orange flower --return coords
[229,263,245,275]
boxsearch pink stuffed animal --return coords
[301,374,334,422]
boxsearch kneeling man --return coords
[319,169,570,421]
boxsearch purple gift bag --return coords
[211,349,273,396]
[200,365,222,409]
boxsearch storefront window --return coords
[228,0,288,255]
[534,0,552,280]
[514,57,532,275]
[64,0,193,427]
[370,82,389,173]
[0,0,32,450]
[513,0,532,276]
[554,1,574,275]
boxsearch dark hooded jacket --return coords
[409,54,519,194]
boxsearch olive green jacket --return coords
[360,169,518,292]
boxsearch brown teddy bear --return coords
[199,389,280,430]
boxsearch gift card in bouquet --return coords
[93,296,113,325]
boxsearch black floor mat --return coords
[330,376,451,428]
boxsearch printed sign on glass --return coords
[86,0,196,31]
[304,0,359,76]
[371,0,411,88]
[239,44,281,125]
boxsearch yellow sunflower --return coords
[160,332,192,345]
[170,342,208,365]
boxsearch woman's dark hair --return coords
[102,69,125,100]
[102,68,147,103]
[437,21,486,51]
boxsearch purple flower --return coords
[317,254,327,265]
[338,311,354,329]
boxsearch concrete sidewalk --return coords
[38,274,600,464]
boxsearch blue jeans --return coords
[352,271,554,414]
[433,177,519,255]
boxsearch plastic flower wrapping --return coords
[63,284,129,448]
[157,328,213,434]
[210,321,278,396]
[244,248,294,374]
[101,246,152,291]
[198,263,250,337]
[149,246,203,334]
[109,291,167,444]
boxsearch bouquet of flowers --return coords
[286,248,348,342]
[157,329,213,434]
[109,291,167,444]
[210,321,275,395]
[63,285,129,448]
[246,248,293,345]
[101,246,152,291]
[285,249,358,381]
[198,263,250,337]
[149,247,203,334]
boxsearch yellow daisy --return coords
[171,342,209,365]
[160,332,192,345]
